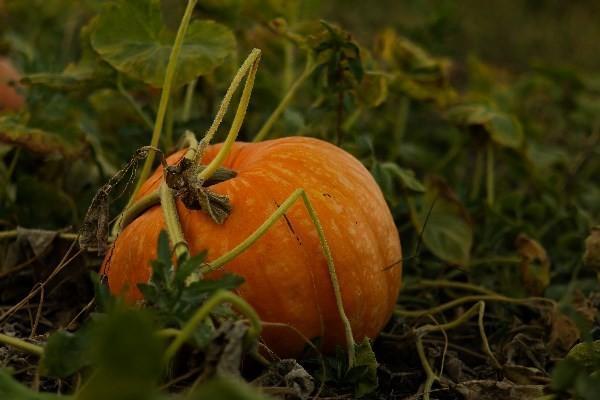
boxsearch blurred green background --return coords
[325,0,600,72]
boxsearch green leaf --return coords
[0,370,67,400]
[446,102,524,149]
[22,23,114,92]
[416,176,473,266]
[77,307,163,400]
[370,162,393,198]
[90,0,236,88]
[575,373,600,400]
[381,162,425,193]
[566,341,600,372]
[551,358,581,392]
[352,338,378,397]
[40,326,94,378]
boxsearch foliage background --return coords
[0,0,599,399]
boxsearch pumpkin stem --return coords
[162,290,261,365]
[197,49,262,181]
[200,188,357,368]
[159,182,188,260]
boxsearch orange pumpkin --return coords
[0,57,24,112]
[103,136,402,356]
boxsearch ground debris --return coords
[452,378,545,400]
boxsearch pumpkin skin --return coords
[0,57,24,112]
[103,136,402,356]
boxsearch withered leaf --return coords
[253,359,315,400]
[583,226,600,273]
[515,234,550,296]
[204,320,248,377]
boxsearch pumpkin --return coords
[0,57,24,112]
[103,136,402,356]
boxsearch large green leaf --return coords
[76,307,163,400]
[416,176,473,266]
[90,0,236,88]
[40,327,94,378]
[446,102,524,149]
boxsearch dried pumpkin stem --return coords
[162,290,261,365]
[159,182,188,260]
[406,279,499,296]
[0,333,44,356]
[415,335,437,400]
[415,301,501,400]
[253,54,316,142]
[201,188,357,367]
[395,294,555,318]
[198,49,262,180]
[0,230,78,241]
[128,0,198,204]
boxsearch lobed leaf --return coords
[90,0,236,88]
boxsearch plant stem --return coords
[196,49,262,158]
[118,190,161,231]
[182,78,198,122]
[131,0,198,198]
[283,40,295,91]
[198,49,262,179]
[470,147,484,201]
[301,190,356,367]
[162,290,261,364]
[201,188,356,367]
[0,333,44,356]
[252,55,315,142]
[486,141,495,207]
[156,328,181,338]
[469,256,521,266]
[0,230,78,241]
[406,279,498,296]
[415,301,501,371]
[201,188,304,273]
[159,182,188,260]
[415,335,437,400]
[164,101,175,150]
[395,294,554,318]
